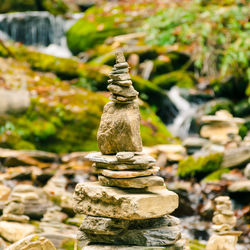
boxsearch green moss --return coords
[153,70,195,90]
[188,239,206,250]
[42,0,68,15]
[233,98,250,117]
[203,98,234,115]
[66,6,127,55]
[202,168,230,182]
[0,0,37,13]
[61,238,75,250]
[177,152,224,179]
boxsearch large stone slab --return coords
[98,175,164,188]
[101,167,159,179]
[73,182,178,220]
[97,102,143,154]
[86,152,155,166]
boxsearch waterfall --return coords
[167,86,198,139]
[0,11,83,58]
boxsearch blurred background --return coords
[0,0,249,249]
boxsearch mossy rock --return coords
[42,0,68,15]
[177,152,224,179]
[0,58,173,153]
[203,98,234,115]
[66,6,127,55]
[153,70,195,90]
[202,168,230,182]
[233,98,250,117]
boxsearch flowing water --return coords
[167,86,199,139]
[0,11,82,58]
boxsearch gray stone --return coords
[107,84,138,97]
[228,180,250,192]
[116,152,135,161]
[110,68,129,74]
[101,167,159,179]
[97,102,143,154]
[98,175,164,189]
[115,50,126,63]
[115,80,133,87]
[110,73,131,81]
[94,162,154,171]
[114,62,129,68]
[73,182,178,220]
[81,225,181,246]
[86,152,155,166]
[110,94,135,104]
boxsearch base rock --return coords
[73,182,178,220]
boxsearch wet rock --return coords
[0,221,35,242]
[99,175,165,189]
[0,88,30,115]
[74,182,178,220]
[6,234,56,250]
[101,166,159,179]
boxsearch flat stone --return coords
[86,152,155,166]
[0,214,29,223]
[0,221,35,242]
[0,184,11,201]
[228,180,250,192]
[82,242,184,250]
[80,216,129,235]
[116,152,135,161]
[73,182,178,220]
[115,80,133,87]
[97,102,143,154]
[107,84,138,97]
[114,62,129,68]
[110,73,131,81]
[94,162,154,170]
[6,234,56,250]
[110,94,135,103]
[110,68,129,74]
[101,166,159,179]
[98,175,165,188]
[82,224,181,246]
[212,214,236,226]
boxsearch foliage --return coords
[144,1,250,91]
[177,152,223,179]
[202,168,230,182]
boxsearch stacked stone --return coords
[206,196,241,250]
[212,196,236,232]
[74,51,182,249]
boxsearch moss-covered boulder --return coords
[177,152,224,179]
[153,70,195,90]
[203,98,234,116]
[0,58,173,153]
[0,0,37,13]
[66,6,127,55]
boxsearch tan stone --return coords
[6,234,56,250]
[107,84,138,97]
[212,214,236,227]
[0,221,35,242]
[206,234,237,250]
[73,182,178,220]
[115,80,133,87]
[114,62,129,68]
[86,152,155,166]
[99,175,165,188]
[0,184,11,201]
[97,102,143,154]
[94,162,154,171]
[101,166,159,179]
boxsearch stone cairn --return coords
[73,51,183,249]
[206,196,241,250]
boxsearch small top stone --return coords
[115,50,126,63]
[116,152,135,161]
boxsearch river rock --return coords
[107,84,138,97]
[74,182,178,220]
[99,175,165,188]
[206,234,237,250]
[0,88,30,115]
[101,166,159,179]
[228,180,250,192]
[0,221,35,242]
[6,234,56,250]
[86,152,155,166]
[81,225,181,246]
[97,102,143,154]
[94,162,154,170]
[115,80,133,87]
